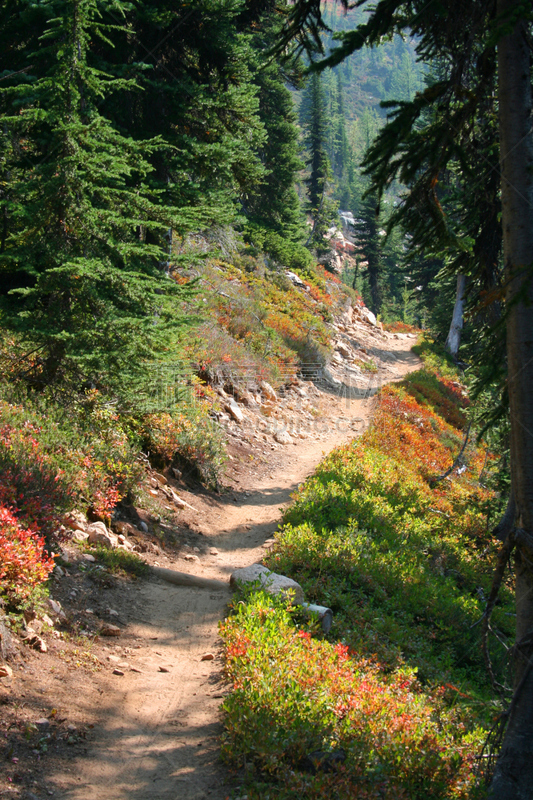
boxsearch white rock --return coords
[225,401,245,423]
[139,521,149,533]
[260,381,277,402]
[230,565,304,604]
[47,599,63,616]
[87,525,117,549]
[72,529,89,543]
[64,510,88,531]
[360,306,378,327]
[274,430,293,445]
[82,553,96,562]
[336,341,352,358]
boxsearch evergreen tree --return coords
[0,0,195,399]
[300,71,336,249]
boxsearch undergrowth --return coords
[220,344,509,799]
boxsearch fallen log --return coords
[151,565,229,591]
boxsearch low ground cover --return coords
[220,346,511,798]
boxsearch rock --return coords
[54,565,65,578]
[139,521,149,533]
[0,616,17,661]
[41,614,54,628]
[64,510,88,531]
[209,548,219,556]
[300,603,334,634]
[225,401,245,423]
[34,718,50,731]
[100,624,121,637]
[230,565,305,604]
[73,530,89,543]
[336,341,352,359]
[183,554,200,562]
[285,270,306,287]
[23,633,47,653]
[0,663,13,678]
[112,669,125,676]
[158,666,170,673]
[107,609,119,617]
[200,653,214,661]
[82,553,96,562]
[153,472,168,486]
[87,523,117,549]
[260,381,277,402]
[274,430,293,445]
[360,306,378,327]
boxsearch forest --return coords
[0,1,532,798]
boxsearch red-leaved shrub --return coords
[0,505,55,603]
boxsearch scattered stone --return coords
[34,718,50,731]
[336,341,352,358]
[47,599,63,616]
[100,624,121,637]
[200,653,214,661]
[153,472,168,485]
[209,548,219,556]
[260,381,277,402]
[0,617,17,661]
[230,564,305,604]
[139,521,149,533]
[225,401,245,423]
[41,614,55,628]
[112,669,125,676]
[107,654,121,663]
[360,307,378,327]
[87,524,117,549]
[0,663,13,678]
[285,270,306,287]
[73,530,89,543]
[23,633,48,653]
[67,724,77,732]
[54,565,65,578]
[130,667,143,674]
[107,609,119,617]
[64,510,88,531]
[274,430,293,445]
[183,554,200,562]
[158,666,170,673]
[82,553,96,562]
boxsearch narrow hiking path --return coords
[43,339,420,800]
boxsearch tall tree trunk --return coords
[489,2,533,797]
[445,273,466,357]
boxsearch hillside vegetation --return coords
[220,346,511,798]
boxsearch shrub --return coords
[220,358,509,798]
[0,504,55,605]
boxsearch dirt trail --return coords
[44,340,420,800]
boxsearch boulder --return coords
[225,401,245,423]
[260,381,277,402]
[64,510,88,531]
[230,564,305,604]
[87,523,117,549]
[360,306,378,327]
[336,341,352,359]
[274,430,293,445]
